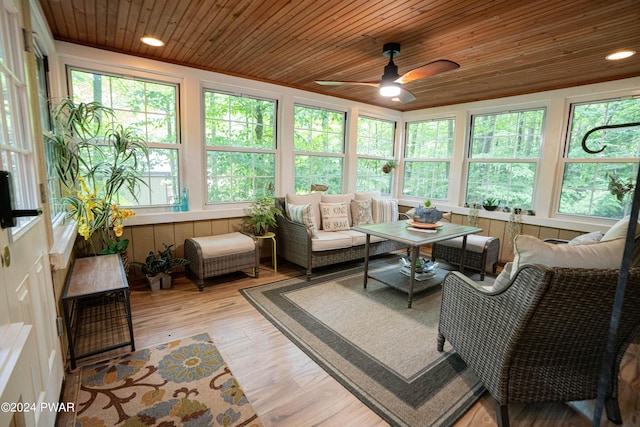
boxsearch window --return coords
[203,90,276,202]
[558,97,640,218]
[403,118,454,200]
[36,47,64,222]
[466,108,544,209]
[356,116,395,194]
[0,2,38,233]
[69,69,180,206]
[293,105,345,194]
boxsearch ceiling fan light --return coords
[380,83,401,97]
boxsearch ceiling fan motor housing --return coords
[382,42,400,57]
[382,43,401,81]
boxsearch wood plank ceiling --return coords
[37,0,640,112]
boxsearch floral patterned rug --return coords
[74,333,261,426]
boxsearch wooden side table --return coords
[256,231,277,272]
[62,254,135,369]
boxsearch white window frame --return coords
[202,87,278,203]
[67,66,182,208]
[556,94,640,219]
[356,115,395,195]
[402,117,455,202]
[0,0,39,237]
[465,107,546,210]
[293,103,346,194]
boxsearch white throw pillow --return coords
[511,234,625,279]
[287,203,319,238]
[351,199,374,226]
[321,193,354,226]
[492,262,513,292]
[319,202,350,231]
[601,216,640,242]
[371,198,398,224]
[568,231,604,245]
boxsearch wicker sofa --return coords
[275,194,408,278]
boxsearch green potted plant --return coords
[244,195,283,236]
[133,244,189,290]
[483,197,499,211]
[382,160,397,174]
[44,98,148,262]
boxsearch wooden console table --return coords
[62,254,135,369]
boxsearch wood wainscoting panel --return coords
[174,222,195,258]
[153,223,176,252]
[194,220,213,237]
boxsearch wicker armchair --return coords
[437,243,640,427]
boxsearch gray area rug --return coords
[241,256,486,427]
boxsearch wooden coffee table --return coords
[352,220,483,308]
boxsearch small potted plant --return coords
[134,244,189,290]
[382,160,397,174]
[483,197,499,211]
[244,195,283,236]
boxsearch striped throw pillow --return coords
[287,203,318,238]
[371,198,398,224]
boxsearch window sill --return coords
[398,198,614,233]
[126,206,246,226]
[49,219,77,271]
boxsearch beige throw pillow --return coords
[511,234,625,279]
[354,191,381,201]
[351,199,374,226]
[601,216,640,242]
[319,202,350,231]
[321,193,354,226]
[287,203,318,238]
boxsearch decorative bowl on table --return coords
[414,205,443,223]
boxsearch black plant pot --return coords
[483,205,498,211]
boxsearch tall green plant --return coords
[44,98,148,254]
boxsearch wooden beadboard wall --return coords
[447,213,583,263]
[122,213,587,266]
[123,217,251,264]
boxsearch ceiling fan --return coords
[315,43,459,103]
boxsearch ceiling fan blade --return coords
[315,81,380,87]
[395,88,416,104]
[395,60,459,84]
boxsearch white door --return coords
[0,217,64,427]
[0,0,64,425]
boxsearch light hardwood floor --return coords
[58,260,640,426]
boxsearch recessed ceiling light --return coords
[606,50,635,60]
[141,36,165,47]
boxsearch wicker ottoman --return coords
[184,232,259,291]
[431,235,500,280]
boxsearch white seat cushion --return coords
[311,230,354,251]
[338,229,387,246]
[191,232,255,258]
[436,235,493,253]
